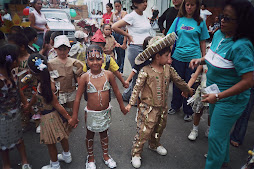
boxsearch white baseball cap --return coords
[54,35,71,48]
[74,30,88,39]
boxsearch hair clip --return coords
[35,58,47,71]
[6,55,12,63]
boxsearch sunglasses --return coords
[221,15,237,22]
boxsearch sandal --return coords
[230,140,239,147]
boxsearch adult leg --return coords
[170,58,185,111]
[1,149,11,169]
[122,45,143,101]
[182,62,195,116]
[205,103,243,169]
[230,88,254,146]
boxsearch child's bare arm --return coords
[108,71,128,115]
[73,74,87,121]
[125,70,136,84]
[51,93,71,121]
[187,65,203,87]
[113,70,129,88]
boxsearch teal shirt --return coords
[167,17,209,62]
[205,30,254,103]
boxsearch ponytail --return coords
[28,53,53,103]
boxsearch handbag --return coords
[171,17,180,55]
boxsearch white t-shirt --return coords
[2,13,12,21]
[123,11,151,45]
[200,9,212,22]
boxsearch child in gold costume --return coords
[126,34,193,168]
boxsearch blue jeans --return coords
[171,58,195,115]
[122,44,143,101]
[230,88,254,145]
[113,32,126,73]
[35,33,44,49]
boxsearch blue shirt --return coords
[205,30,254,103]
[167,17,209,62]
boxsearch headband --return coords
[32,57,47,71]
[87,49,103,59]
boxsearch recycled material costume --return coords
[18,59,39,129]
[188,65,209,114]
[204,30,254,169]
[36,84,69,144]
[129,64,191,157]
[85,69,111,132]
[0,72,23,150]
[48,57,83,115]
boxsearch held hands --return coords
[120,105,129,115]
[121,43,127,50]
[123,81,129,88]
[181,88,194,98]
[202,94,217,104]
[115,43,121,48]
[189,59,201,70]
[68,116,79,128]
[125,104,131,112]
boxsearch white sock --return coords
[193,124,199,131]
[51,161,60,168]
[63,151,71,156]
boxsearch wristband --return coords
[215,93,220,101]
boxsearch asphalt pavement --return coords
[1,78,254,169]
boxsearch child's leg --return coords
[47,144,58,162]
[132,105,159,157]
[16,139,29,165]
[1,149,11,169]
[45,144,60,168]
[86,129,95,162]
[60,138,69,152]
[99,130,110,161]
[149,107,167,149]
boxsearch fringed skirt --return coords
[40,111,69,144]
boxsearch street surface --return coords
[1,79,254,169]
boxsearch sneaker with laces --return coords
[103,155,116,168]
[41,164,60,169]
[58,152,72,163]
[168,108,176,115]
[22,164,32,169]
[131,156,141,168]
[188,129,198,141]
[184,115,193,122]
[149,145,167,156]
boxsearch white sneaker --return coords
[36,125,41,134]
[131,156,141,168]
[22,164,32,169]
[149,145,167,156]
[58,152,72,163]
[41,164,60,169]
[86,156,96,169]
[188,129,198,141]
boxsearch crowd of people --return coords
[0,0,254,169]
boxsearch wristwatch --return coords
[215,93,220,101]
